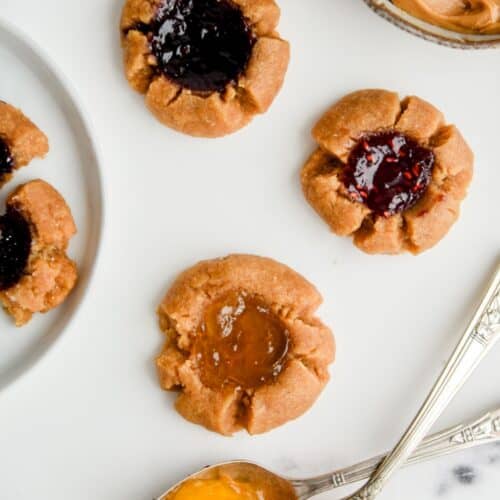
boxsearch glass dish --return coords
[363,0,500,49]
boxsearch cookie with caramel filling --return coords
[156,254,335,435]
[301,89,474,255]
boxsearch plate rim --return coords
[0,15,106,394]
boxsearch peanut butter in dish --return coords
[393,0,500,34]
[166,464,297,500]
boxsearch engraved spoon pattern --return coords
[292,406,500,498]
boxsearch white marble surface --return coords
[0,1,499,499]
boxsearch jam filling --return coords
[136,0,255,92]
[194,291,290,390]
[344,131,435,216]
[0,207,31,291]
[0,137,14,183]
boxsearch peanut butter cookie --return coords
[302,89,474,255]
[156,254,335,435]
[120,0,290,137]
[0,101,49,187]
[0,180,78,326]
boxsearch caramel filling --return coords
[194,291,289,390]
[168,477,260,500]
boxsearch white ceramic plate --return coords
[0,18,103,391]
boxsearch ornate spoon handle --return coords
[341,262,500,500]
[293,407,500,497]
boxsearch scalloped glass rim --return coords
[363,0,500,49]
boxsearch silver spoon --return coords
[157,261,500,499]
[289,405,500,497]
[156,405,500,499]
[343,261,500,500]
